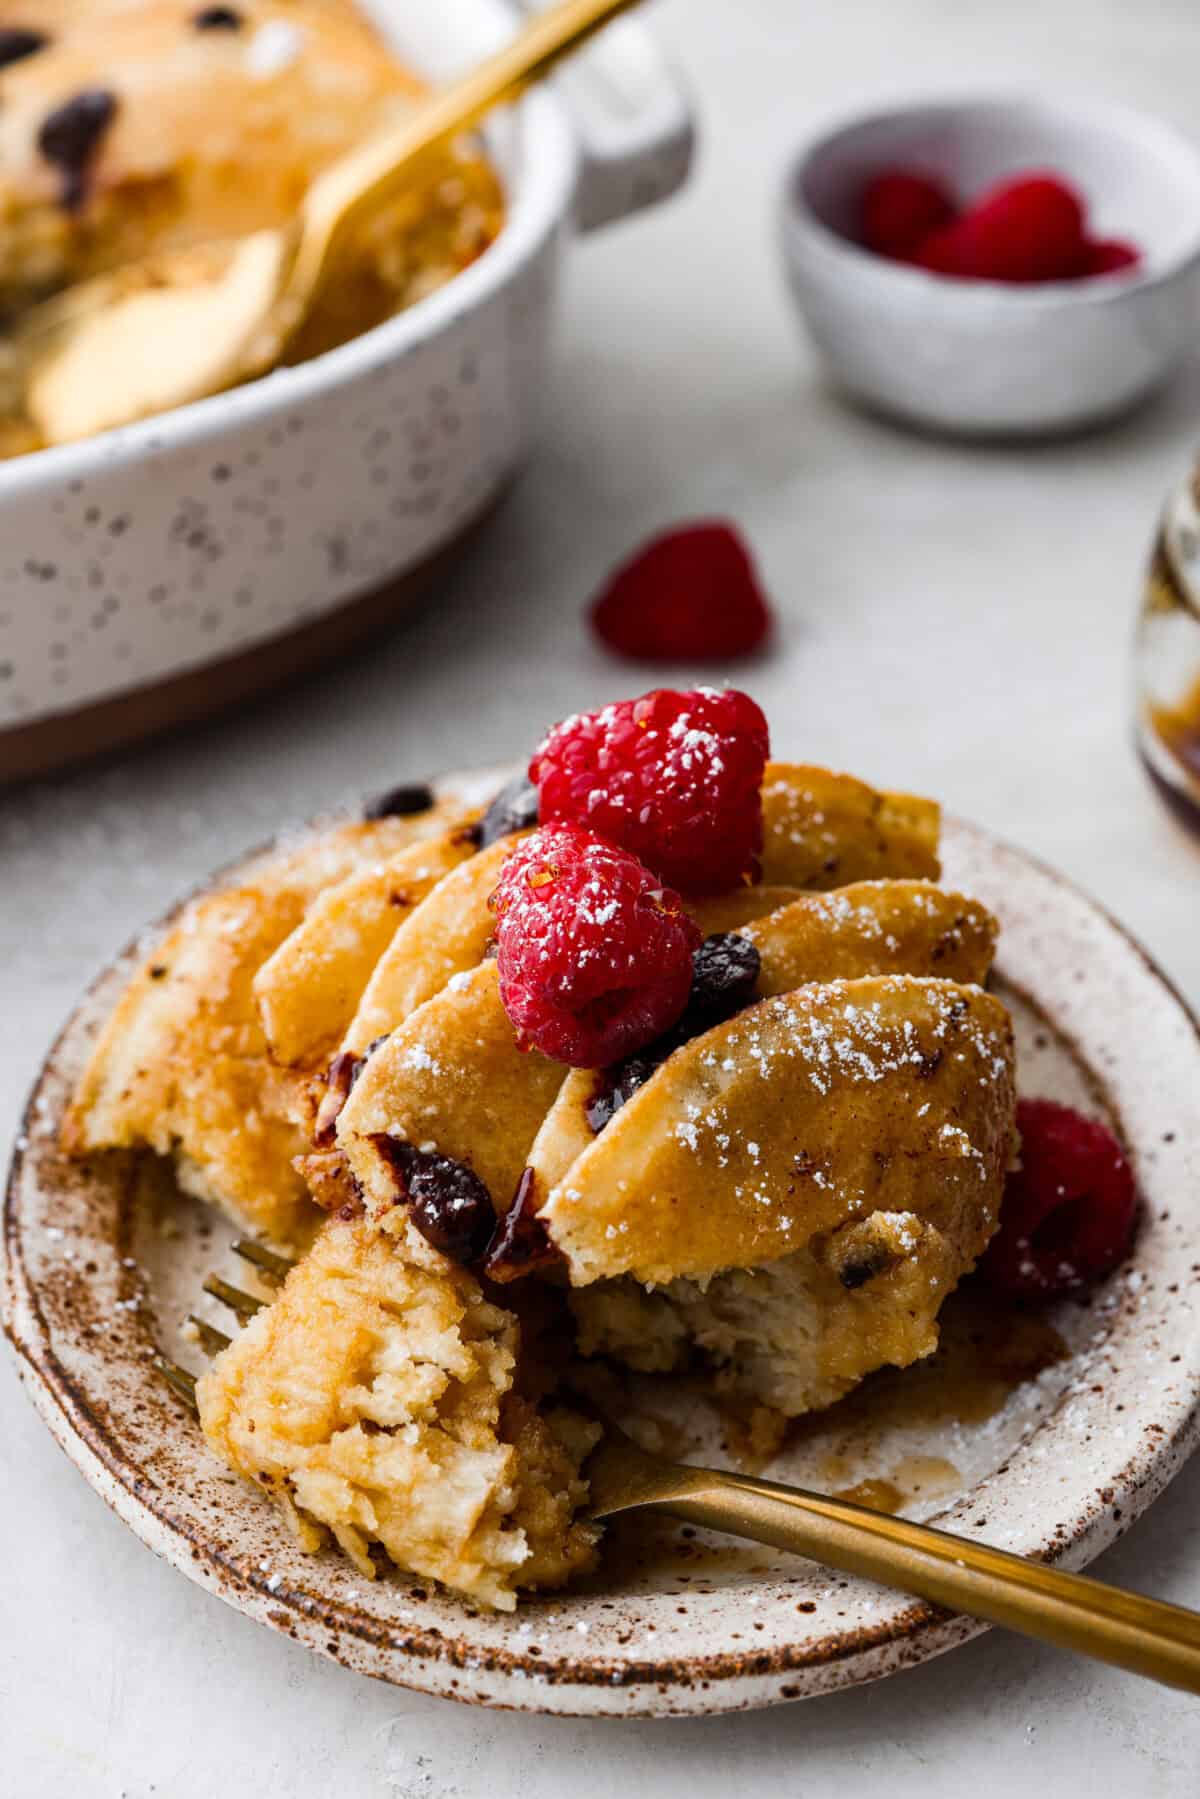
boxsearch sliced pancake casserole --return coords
[65,686,1024,1610]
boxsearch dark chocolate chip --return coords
[38,89,117,210]
[192,5,243,26]
[370,1135,496,1265]
[685,933,761,1027]
[484,1168,565,1282]
[363,781,435,821]
[477,773,539,849]
[837,1245,895,1290]
[585,1052,661,1134]
[0,28,48,68]
[312,1051,365,1147]
[312,1037,388,1146]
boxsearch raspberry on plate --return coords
[530,687,770,894]
[860,169,956,261]
[490,823,701,1067]
[589,521,773,663]
[981,1097,1138,1300]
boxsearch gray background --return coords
[3,0,1199,1790]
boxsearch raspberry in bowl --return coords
[779,95,1200,435]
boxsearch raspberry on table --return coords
[860,169,957,261]
[529,686,770,894]
[489,823,701,1067]
[589,521,773,663]
[981,1098,1138,1300]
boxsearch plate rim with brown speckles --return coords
[4,771,1200,1717]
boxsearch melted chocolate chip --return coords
[38,89,117,210]
[586,933,762,1135]
[585,1052,661,1134]
[477,773,539,849]
[0,28,48,68]
[682,933,761,1031]
[312,1035,388,1147]
[837,1244,895,1290]
[193,5,242,26]
[484,1168,565,1283]
[363,781,435,821]
[370,1135,496,1265]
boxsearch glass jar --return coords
[1135,468,1200,833]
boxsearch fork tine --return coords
[232,1238,294,1284]
[203,1275,264,1321]
[187,1315,232,1357]
[156,1354,199,1416]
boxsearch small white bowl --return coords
[779,95,1200,437]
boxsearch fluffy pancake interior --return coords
[196,1215,599,1610]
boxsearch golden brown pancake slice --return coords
[337,961,565,1223]
[686,886,805,935]
[254,825,476,1069]
[760,764,940,887]
[339,837,521,1055]
[524,882,998,1207]
[541,976,1016,1288]
[63,807,462,1246]
[748,880,996,996]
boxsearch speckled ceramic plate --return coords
[4,773,1200,1717]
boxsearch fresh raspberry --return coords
[981,1099,1138,1300]
[914,220,978,277]
[490,823,701,1067]
[860,169,957,261]
[925,174,1086,283]
[1079,237,1140,277]
[590,521,772,664]
[530,687,770,894]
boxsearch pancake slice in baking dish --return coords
[760,764,940,888]
[548,977,1016,1417]
[61,805,463,1247]
[254,825,477,1069]
[336,960,565,1223]
[197,1215,599,1610]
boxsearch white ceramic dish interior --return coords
[4,779,1199,1718]
[779,94,1200,437]
[0,0,693,767]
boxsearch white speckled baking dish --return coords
[0,0,693,782]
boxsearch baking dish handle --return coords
[511,1,695,231]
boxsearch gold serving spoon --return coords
[164,1244,1200,1697]
[18,0,643,446]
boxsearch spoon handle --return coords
[293,0,645,297]
[652,1467,1200,1693]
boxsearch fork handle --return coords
[655,1470,1200,1694]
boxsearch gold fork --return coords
[162,1246,1200,1696]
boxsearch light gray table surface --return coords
[4,1,1200,1791]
